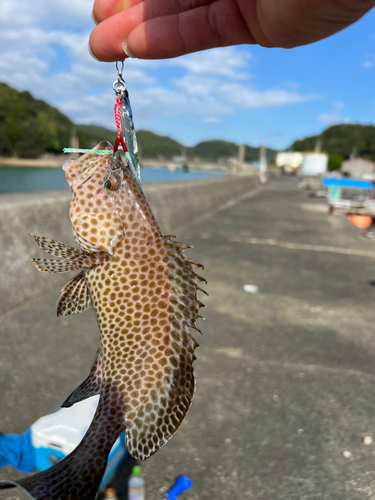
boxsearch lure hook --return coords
[116,60,124,79]
[113,60,126,97]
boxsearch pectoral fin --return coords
[57,272,92,316]
[61,349,102,407]
[30,254,98,274]
[31,234,110,274]
[32,234,86,259]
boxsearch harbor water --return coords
[0,166,226,194]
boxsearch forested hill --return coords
[188,139,277,162]
[0,82,275,161]
[135,130,182,158]
[290,124,375,161]
[0,82,92,158]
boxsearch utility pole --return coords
[259,132,281,183]
[314,139,322,153]
[70,128,79,150]
[69,128,79,158]
[238,144,245,164]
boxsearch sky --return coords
[1,1,375,150]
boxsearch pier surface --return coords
[2,177,375,499]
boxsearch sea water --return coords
[0,166,225,195]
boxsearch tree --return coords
[328,153,344,171]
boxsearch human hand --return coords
[89,0,375,61]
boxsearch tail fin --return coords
[0,397,122,500]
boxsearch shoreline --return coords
[0,156,65,168]
[0,157,254,175]
[0,156,229,172]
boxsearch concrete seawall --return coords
[0,175,260,314]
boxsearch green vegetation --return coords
[188,139,237,161]
[77,124,117,146]
[137,130,182,159]
[290,124,375,161]
[0,82,92,158]
[0,83,277,162]
[77,126,183,159]
[328,153,344,171]
[188,139,276,162]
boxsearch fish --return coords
[0,141,206,500]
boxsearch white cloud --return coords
[363,54,375,68]
[166,47,252,80]
[60,75,321,131]
[0,0,93,27]
[282,81,300,90]
[318,101,350,125]
[203,117,222,124]
[221,81,320,109]
[0,24,154,105]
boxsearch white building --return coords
[276,152,303,169]
[301,153,328,176]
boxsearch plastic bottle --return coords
[104,487,118,500]
[128,465,145,500]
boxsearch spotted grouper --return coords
[0,142,206,500]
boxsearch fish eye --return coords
[103,174,121,191]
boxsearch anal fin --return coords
[57,271,91,316]
[61,348,102,407]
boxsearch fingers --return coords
[89,6,141,61]
[92,0,214,24]
[89,0,254,61]
[127,3,254,59]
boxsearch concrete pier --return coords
[2,176,375,499]
[0,175,260,314]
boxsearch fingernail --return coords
[88,42,100,61]
[115,0,131,14]
[122,40,135,58]
[91,10,98,25]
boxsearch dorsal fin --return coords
[163,235,206,333]
[125,235,206,460]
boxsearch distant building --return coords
[341,158,375,178]
[301,153,328,176]
[276,152,303,169]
